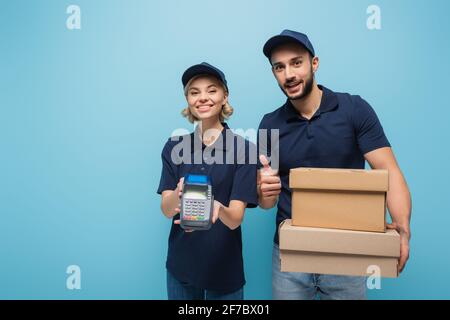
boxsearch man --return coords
[257,30,412,300]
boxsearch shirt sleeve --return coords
[156,139,179,194]
[229,141,258,208]
[352,95,391,155]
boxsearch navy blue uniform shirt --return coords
[257,85,391,244]
[157,122,258,293]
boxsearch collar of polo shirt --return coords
[191,122,231,152]
[284,85,339,122]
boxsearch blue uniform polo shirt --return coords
[157,122,258,293]
[257,85,391,244]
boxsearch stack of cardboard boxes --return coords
[279,168,400,277]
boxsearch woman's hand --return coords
[160,177,184,218]
[176,177,184,198]
[212,200,224,224]
[172,177,184,213]
[173,198,224,233]
[173,177,196,232]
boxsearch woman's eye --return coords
[190,92,198,95]
[209,90,217,94]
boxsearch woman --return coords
[157,62,257,300]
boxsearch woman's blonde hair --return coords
[181,74,234,123]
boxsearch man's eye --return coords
[274,66,283,71]
[294,60,302,66]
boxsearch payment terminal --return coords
[180,174,214,231]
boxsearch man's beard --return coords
[280,68,314,101]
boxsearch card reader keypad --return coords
[184,200,206,220]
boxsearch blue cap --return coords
[263,29,315,59]
[182,62,228,92]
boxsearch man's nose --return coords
[284,66,296,80]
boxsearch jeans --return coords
[167,270,244,300]
[272,243,367,300]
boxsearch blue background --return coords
[1,0,449,299]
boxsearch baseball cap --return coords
[263,29,315,59]
[182,62,228,92]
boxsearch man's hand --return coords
[258,155,281,209]
[365,147,412,274]
[387,222,410,273]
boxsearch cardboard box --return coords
[279,219,400,278]
[290,168,388,233]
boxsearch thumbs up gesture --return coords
[258,155,281,201]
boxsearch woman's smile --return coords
[196,104,214,112]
